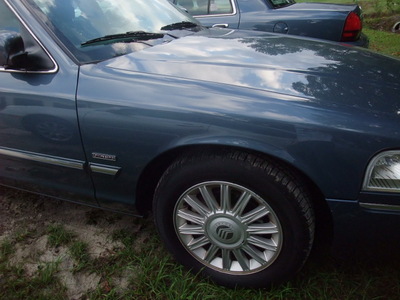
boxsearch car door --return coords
[174,0,240,29]
[0,0,96,205]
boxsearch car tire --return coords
[153,151,315,288]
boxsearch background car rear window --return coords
[176,0,233,15]
[270,0,295,8]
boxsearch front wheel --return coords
[153,151,315,288]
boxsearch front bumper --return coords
[326,197,400,259]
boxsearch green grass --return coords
[13,227,36,242]
[0,226,68,299]
[47,224,75,247]
[0,256,66,299]
[0,239,13,259]
[69,241,91,272]
[77,223,400,299]
[1,202,400,299]
[364,27,400,56]
[85,230,400,300]
[357,0,400,16]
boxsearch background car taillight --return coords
[341,12,362,42]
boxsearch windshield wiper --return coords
[81,31,164,47]
[160,21,199,31]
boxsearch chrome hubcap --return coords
[206,216,245,249]
[174,181,282,274]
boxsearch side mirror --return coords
[0,30,55,72]
[0,30,29,70]
[176,4,189,13]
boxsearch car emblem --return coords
[216,225,234,241]
[92,152,117,162]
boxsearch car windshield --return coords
[269,0,295,8]
[23,0,202,63]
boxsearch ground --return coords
[0,187,147,299]
[366,14,400,32]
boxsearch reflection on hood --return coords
[103,31,400,115]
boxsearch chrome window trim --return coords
[191,0,237,18]
[362,150,400,193]
[1,0,58,74]
[0,147,84,170]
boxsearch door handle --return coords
[212,24,229,28]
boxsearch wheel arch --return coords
[135,143,333,248]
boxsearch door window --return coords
[0,1,21,32]
[176,0,233,16]
[0,0,55,72]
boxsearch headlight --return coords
[363,151,400,193]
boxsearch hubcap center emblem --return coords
[216,224,235,241]
[207,216,245,248]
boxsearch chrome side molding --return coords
[0,147,84,170]
[89,163,121,176]
[360,202,400,212]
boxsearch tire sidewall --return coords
[154,155,312,287]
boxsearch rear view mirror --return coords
[176,4,189,13]
[0,29,55,72]
[0,30,28,70]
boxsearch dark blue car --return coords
[0,0,399,288]
[171,0,368,46]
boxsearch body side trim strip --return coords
[89,163,121,176]
[360,202,400,212]
[0,147,84,170]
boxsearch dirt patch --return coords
[0,187,146,299]
[365,15,400,32]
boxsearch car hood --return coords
[101,30,400,116]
